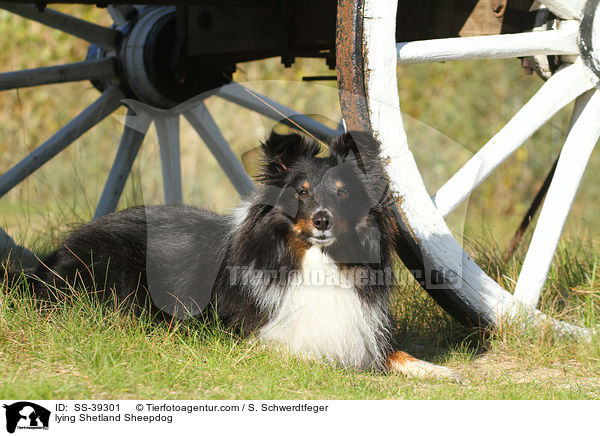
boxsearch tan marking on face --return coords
[293,218,314,234]
[335,180,344,189]
[302,181,310,190]
[287,231,310,262]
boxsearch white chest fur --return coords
[256,247,387,369]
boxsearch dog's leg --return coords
[387,350,463,383]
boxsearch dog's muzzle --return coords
[309,209,335,246]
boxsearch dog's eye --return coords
[297,189,309,199]
[336,188,348,199]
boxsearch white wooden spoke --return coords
[397,29,579,65]
[539,0,586,20]
[154,115,183,204]
[94,109,150,219]
[216,83,338,141]
[106,5,137,27]
[1,4,119,50]
[184,103,256,198]
[433,62,595,217]
[514,90,600,307]
[0,85,123,198]
[0,57,116,91]
[361,0,592,338]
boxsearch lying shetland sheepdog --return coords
[15,131,459,381]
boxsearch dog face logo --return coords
[2,402,50,434]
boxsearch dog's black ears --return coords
[260,131,321,179]
[329,131,381,170]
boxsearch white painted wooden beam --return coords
[0,58,116,91]
[216,83,338,142]
[0,86,123,198]
[433,62,595,217]
[155,115,183,204]
[539,0,585,20]
[396,29,578,65]
[94,109,150,219]
[0,3,119,50]
[514,90,600,307]
[184,103,256,198]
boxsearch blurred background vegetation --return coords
[0,5,597,273]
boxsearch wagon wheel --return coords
[0,4,339,220]
[337,0,598,334]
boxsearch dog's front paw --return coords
[420,363,464,384]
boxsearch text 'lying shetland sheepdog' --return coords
[13,131,461,381]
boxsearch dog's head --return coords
[254,130,393,264]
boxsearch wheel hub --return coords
[88,6,233,109]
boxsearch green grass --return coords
[1,235,598,400]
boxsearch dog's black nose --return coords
[312,210,332,231]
